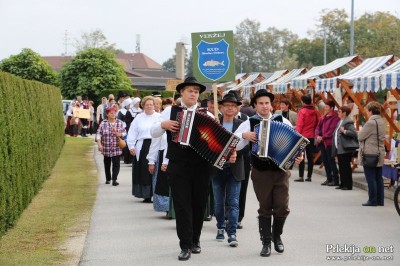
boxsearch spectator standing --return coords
[315,100,340,186]
[358,101,385,206]
[275,98,297,127]
[332,106,358,190]
[294,95,319,182]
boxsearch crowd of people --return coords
[88,78,388,261]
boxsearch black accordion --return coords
[251,118,309,170]
[171,106,240,170]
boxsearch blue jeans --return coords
[212,168,241,236]
[321,144,339,184]
[363,166,384,205]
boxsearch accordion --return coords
[252,118,309,170]
[171,106,240,170]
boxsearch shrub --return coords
[0,72,64,237]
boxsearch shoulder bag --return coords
[362,120,379,167]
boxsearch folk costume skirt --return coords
[132,139,152,199]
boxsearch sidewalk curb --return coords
[307,166,395,201]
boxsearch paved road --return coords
[80,149,399,265]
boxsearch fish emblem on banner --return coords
[197,39,229,81]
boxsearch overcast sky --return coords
[1,0,399,64]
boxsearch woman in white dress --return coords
[127,96,160,202]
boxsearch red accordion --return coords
[171,106,240,170]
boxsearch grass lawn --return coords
[0,137,98,265]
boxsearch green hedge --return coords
[0,72,64,237]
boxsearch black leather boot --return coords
[258,216,272,257]
[272,217,286,253]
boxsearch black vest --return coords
[249,114,283,172]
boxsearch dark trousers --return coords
[251,167,290,218]
[104,156,120,181]
[363,166,384,205]
[299,138,315,178]
[321,144,339,184]
[168,161,212,250]
[338,152,353,188]
[238,150,251,222]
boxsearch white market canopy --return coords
[243,70,288,91]
[353,59,400,92]
[269,68,306,94]
[228,72,261,92]
[315,55,395,92]
[291,55,359,90]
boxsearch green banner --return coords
[191,30,235,83]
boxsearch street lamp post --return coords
[323,26,327,64]
[350,0,355,56]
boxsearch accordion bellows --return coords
[171,106,240,170]
[252,119,309,170]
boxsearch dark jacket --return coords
[315,111,340,147]
[240,105,256,117]
[332,116,358,156]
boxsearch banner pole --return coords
[212,83,218,119]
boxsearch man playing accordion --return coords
[234,89,303,257]
[151,77,237,261]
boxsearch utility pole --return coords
[136,34,141,53]
[62,30,70,56]
[350,0,355,55]
[323,27,327,64]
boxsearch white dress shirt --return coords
[234,113,292,151]
[151,104,214,138]
[146,133,169,165]
[127,111,160,160]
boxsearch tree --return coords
[234,19,263,72]
[355,12,400,57]
[162,55,176,72]
[162,48,192,77]
[74,29,123,54]
[288,38,325,67]
[0,48,58,85]
[59,48,131,101]
[288,9,400,67]
[234,19,298,72]
[289,9,350,67]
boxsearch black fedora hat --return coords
[117,91,128,100]
[207,93,222,101]
[227,90,242,102]
[151,91,162,97]
[176,77,206,93]
[218,93,242,106]
[250,89,274,107]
